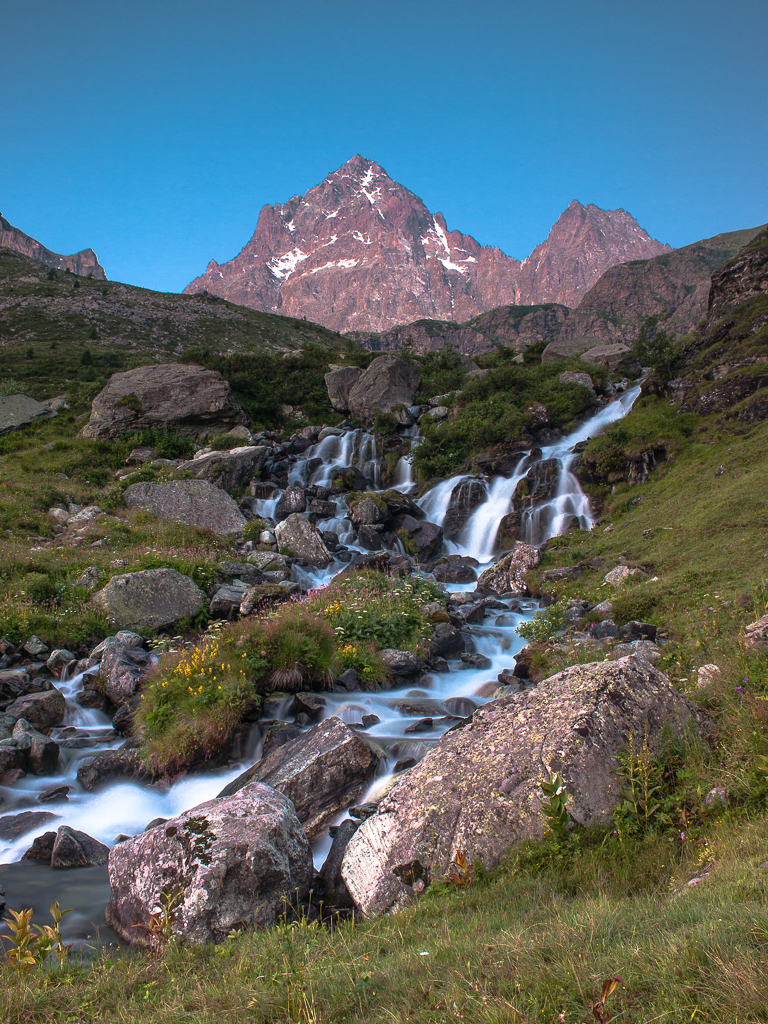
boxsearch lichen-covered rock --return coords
[745,614,768,653]
[5,689,66,731]
[80,364,247,440]
[274,486,308,521]
[218,717,379,841]
[559,371,595,391]
[274,514,331,568]
[340,656,702,917]
[477,542,541,595]
[395,515,443,562]
[105,783,313,946]
[77,747,153,791]
[124,479,247,537]
[603,565,648,587]
[90,633,152,705]
[580,343,633,370]
[92,569,206,632]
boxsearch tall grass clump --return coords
[138,623,255,776]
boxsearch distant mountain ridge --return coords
[0,212,106,280]
[184,155,669,333]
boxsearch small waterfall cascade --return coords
[0,385,641,874]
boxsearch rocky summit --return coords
[0,212,106,279]
[184,155,669,333]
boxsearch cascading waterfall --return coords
[0,384,641,887]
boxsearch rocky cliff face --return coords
[670,226,768,422]
[0,213,106,280]
[184,156,668,333]
[351,303,570,357]
[557,225,765,348]
[515,200,670,308]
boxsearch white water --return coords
[0,385,640,866]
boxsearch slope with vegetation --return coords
[3,231,768,1022]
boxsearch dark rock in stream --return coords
[22,831,57,861]
[217,716,380,841]
[380,649,422,677]
[77,748,154,791]
[28,826,111,868]
[429,622,465,659]
[0,810,58,842]
[319,818,359,908]
[12,719,60,774]
[4,688,66,730]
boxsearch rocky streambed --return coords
[1,374,683,949]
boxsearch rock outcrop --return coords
[477,542,541,595]
[0,395,57,435]
[80,364,247,440]
[340,656,702,916]
[124,479,247,536]
[105,783,313,946]
[92,568,206,632]
[177,446,268,492]
[184,155,668,333]
[0,212,106,279]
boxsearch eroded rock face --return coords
[0,212,106,278]
[274,514,332,568]
[124,479,247,537]
[92,569,206,632]
[347,354,420,426]
[218,717,380,841]
[184,157,668,334]
[105,783,313,946]
[80,364,247,440]
[340,656,702,917]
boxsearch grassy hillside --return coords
[0,248,344,401]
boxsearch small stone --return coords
[360,714,380,729]
[704,787,727,810]
[22,635,49,659]
[697,664,722,691]
[404,717,433,733]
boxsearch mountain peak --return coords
[0,213,107,280]
[184,160,669,332]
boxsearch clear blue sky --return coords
[1,0,765,293]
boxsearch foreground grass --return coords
[4,811,768,1023]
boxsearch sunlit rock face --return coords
[184,156,668,334]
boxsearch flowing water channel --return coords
[0,385,640,944]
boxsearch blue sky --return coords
[1,0,766,293]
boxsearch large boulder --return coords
[80,364,247,439]
[92,568,206,632]
[274,514,332,568]
[341,656,703,917]
[177,446,268,492]
[105,783,313,946]
[90,632,152,706]
[4,689,66,731]
[325,366,363,412]
[274,486,308,522]
[218,717,380,841]
[0,395,57,435]
[347,355,420,426]
[477,542,541,595]
[124,479,247,537]
[580,343,633,371]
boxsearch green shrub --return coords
[209,433,244,451]
[516,598,569,643]
[242,518,268,543]
[243,607,337,691]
